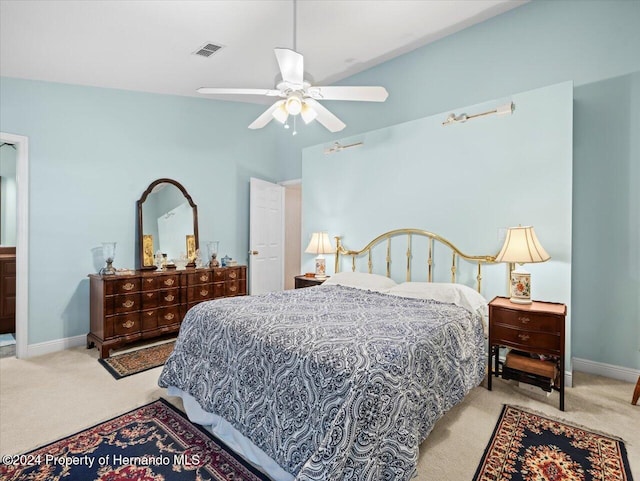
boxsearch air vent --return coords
[193,43,223,58]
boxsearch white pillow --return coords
[321,271,397,292]
[387,282,489,334]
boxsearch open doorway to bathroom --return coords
[0,141,17,358]
[281,180,302,290]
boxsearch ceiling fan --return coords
[197,2,388,133]
[198,49,388,133]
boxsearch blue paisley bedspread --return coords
[158,285,486,480]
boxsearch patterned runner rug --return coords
[474,405,634,481]
[98,340,175,379]
[0,398,271,481]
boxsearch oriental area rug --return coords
[473,405,634,481]
[98,340,176,379]
[0,398,271,481]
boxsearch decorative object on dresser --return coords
[633,375,640,405]
[294,274,328,289]
[137,178,199,270]
[488,296,567,410]
[304,231,335,278]
[494,225,550,304]
[87,266,247,358]
[100,242,117,275]
[207,241,220,267]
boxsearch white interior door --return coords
[249,178,284,295]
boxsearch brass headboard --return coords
[334,228,497,293]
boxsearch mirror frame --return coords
[137,178,199,270]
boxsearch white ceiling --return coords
[0,0,526,104]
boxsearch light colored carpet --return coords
[1,346,638,479]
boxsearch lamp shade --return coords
[495,226,550,264]
[305,232,335,255]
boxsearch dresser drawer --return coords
[187,271,211,285]
[141,290,159,309]
[212,268,225,281]
[187,285,213,302]
[157,306,180,326]
[112,313,141,337]
[225,267,242,281]
[141,309,158,331]
[105,278,140,295]
[491,308,560,333]
[158,275,179,289]
[113,294,141,314]
[213,282,225,298]
[225,280,243,296]
[141,276,157,290]
[159,288,179,306]
[491,324,561,354]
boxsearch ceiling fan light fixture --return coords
[272,103,289,124]
[300,102,318,124]
[285,95,303,115]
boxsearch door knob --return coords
[249,250,259,255]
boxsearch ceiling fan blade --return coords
[307,86,389,102]
[304,98,346,132]
[248,100,285,129]
[197,87,281,96]
[274,48,304,86]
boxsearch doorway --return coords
[281,180,302,290]
[0,132,29,359]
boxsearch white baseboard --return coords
[25,334,86,358]
[572,357,640,383]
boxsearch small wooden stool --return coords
[633,375,640,405]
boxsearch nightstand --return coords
[294,275,328,289]
[488,296,567,411]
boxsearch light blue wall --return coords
[302,81,574,368]
[276,0,639,371]
[0,77,278,344]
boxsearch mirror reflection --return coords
[138,179,198,269]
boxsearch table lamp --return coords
[305,232,335,279]
[495,226,550,304]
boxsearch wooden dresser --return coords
[0,249,16,334]
[87,266,246,358]
[488,296,567,410]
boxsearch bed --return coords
[158,229,497,481]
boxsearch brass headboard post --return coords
[333,229,497,293]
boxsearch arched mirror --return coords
[137,178,199,269]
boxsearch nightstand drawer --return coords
[492,309,560,333]
[492,323,561,354]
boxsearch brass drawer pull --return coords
[122,282,135,291]
[146,311,154,316]
[200,290,208,297]
[122,320,134,329]
[200,275,208,282]
[164,313,175,321]
[164,294,175,302]
[164,278,175,286]
[122,299,135,308]
[229,272,237,279]
[229,285,237,292]
[518,316,530,324]
[146,293,153,298]
[518,333,530,341]
[146,278,153,283]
